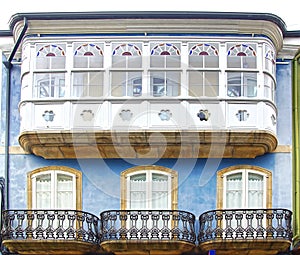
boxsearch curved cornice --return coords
[18,130,278,159]
[10,11,285,51]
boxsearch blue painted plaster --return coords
[276,60,292,145]
[7,153,290,218]
[9,65,21,146]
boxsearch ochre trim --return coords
[27,166,82,210]
[272,145,292,153]
[120,165,178,210]
[216,165,272,209]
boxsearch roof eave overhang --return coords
[10,11,285,51]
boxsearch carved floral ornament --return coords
[119,109,133,121]
[42,110,55,122]
[159,110,172,121]
[80,110,94,121]
[197,109,210,121]
[236,110,249,121]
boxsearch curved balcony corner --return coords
[1,210,102,255]
[198,208,293,255]
[100,210,196,255]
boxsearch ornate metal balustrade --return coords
[198,208,292,242]
[100,210,196,243]
[1,210,100,244]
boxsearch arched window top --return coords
[189,43,219,56]
[121,165,177,177]
[28,166,81,177]
[27,166,82,210]
[113,43,142,56]
[151,43,180,56]
[74,43,103,56]
[227,44,256,57]
[37,44,65,57]
[121,165,178,210]
[265,49,276,65]
[220,165,271,177]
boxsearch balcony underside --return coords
[19,130,277,159]
[2,240,101,255]
[101,240,195,255]
[199,239,291,255]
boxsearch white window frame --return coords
[31,170,76,210]
[125,169,172,210]
[222,169,267,209]
[121,166,178,211]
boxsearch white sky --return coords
[0,0,299,31]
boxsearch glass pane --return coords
[127,72,142,96]
[264,74,275,100]
[72,72,104,97]
[227,73,241,97]
[131,174,146,181]
[206,55,219,68]
[151,72,165,97]
[36,174,51,209]
[73,43,103,68]
[227,44,256,69]
[189,55,219,68]
[166,72,180,96]
[166,56,180,68]
[150,55,181,68]
[150,72,180,97]
[248,173,264,208]
[150,55,165,68]
[111,72,142,97]
[243,73,257,97]
[112,55,142,68]
[189,55,204,68]
[188,71,203,97]
[227,56,241,68]
[36,56,49,69]
[243,56,256,68]
[74,55,103,68]
[36,55,65,69]
[128,56,142,68]
[152,174,168,209]
[130,174,146,209]
[112,43,142,68]
[57,174,73,209]
[34,73,65,98]
[205,72,219,97]
[111,72,125,96]
[226,173,243,209]
[152,173,168,182]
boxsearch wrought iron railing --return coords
[1,210,100,244]
[100,210,196,243]
[198,208,293,242]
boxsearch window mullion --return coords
[52,171,56,209]
[147,172,152,210]
[104,42,111,96]
[244,170,248,208]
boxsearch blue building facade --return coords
[0,11,299,255]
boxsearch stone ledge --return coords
[19,130,278,159]
[2,239,101,255]
[199,239,291,255]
